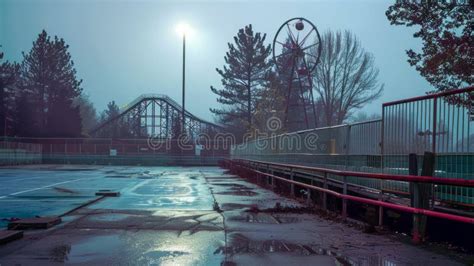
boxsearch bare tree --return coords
[311,30,383,126]
[349,111,381,123]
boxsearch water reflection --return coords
[216,233,399,266]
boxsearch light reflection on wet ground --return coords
[0,166,464,265]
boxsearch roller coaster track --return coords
[89,94,223,138]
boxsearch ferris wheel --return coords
[273,17,322,130]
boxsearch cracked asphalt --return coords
[0,166,464,265]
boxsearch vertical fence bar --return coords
[342,175,347,219]
[290,168,295,197]
[323,172,328,210]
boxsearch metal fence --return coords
[0,141,42,165]
[0,137,230,166]
[382,86,474,205]
[232,86,474,206]
[231,120,385,193]
[232,119,381,157]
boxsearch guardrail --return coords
[221,159,474,241]
[382,86,474,205]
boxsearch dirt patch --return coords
[215,191,258,196]
[220,203,253,211]
[212,183,250,189]
[214,185,258,196]
[227,213,300,224]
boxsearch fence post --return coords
[378,194,384,226]
[345,125,351,170]
[342,175,347,219]
[290,168,295,197]
[323,172,328,210]
[379,106,385,226]
[432,97,437,153]
[409,153,418,205]
[413,152,435,244]
[409,153,421,243]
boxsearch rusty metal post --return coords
[379,105,385,226]
[413,152,435,243]
[308,178,313,205]
[323,172,328,210]
[409,153,421,243]
[290,168,295,197]
[378,194,384,226]
[432,97,437,153]
[342,175,347,219]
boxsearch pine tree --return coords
[210,24,272,135]
[14,93,34,137]
[97,101,135,138]
[253,71,286,134]
[0,49,20,136]
[73,94,98,135]
[20,30,83,137]
[98,101,121,138]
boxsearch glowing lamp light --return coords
[176,22,192,36]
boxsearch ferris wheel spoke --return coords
[299,28,315,46]
[301,42,319,51]
[274,50,293,59]
[273,18,321,77]
[286,23,297,45]
[276,40,293,50]
[304,52,319,59]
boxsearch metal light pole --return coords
[176,22,191,135]
[181,33,186,134]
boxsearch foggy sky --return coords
[0,0,431,122]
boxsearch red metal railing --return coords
[381,86,474,205]
[223,159,474,225]
[382,86,474,107]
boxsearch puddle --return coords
[143,250,190,262]
[133,185,191,195]
[217,233,399,266]
[50,235,121,263]
[217,233,307,255]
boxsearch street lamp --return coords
[176,22,191,134]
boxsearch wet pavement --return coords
[0,166,465,265]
